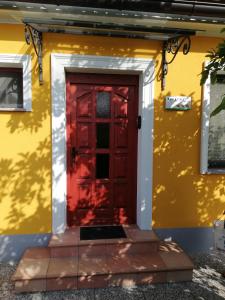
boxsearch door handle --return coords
[137,115,142,129]
[71,147,78,163]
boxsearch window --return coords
[0,68,23,109]
[0,54,32,111]
[201,71,225,173]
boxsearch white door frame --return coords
[51,53,154,234]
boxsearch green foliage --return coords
[200,40,225,85]
[200,38,225,117]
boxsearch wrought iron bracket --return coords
[24,24,43,85]
[161,35,191,90]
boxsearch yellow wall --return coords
[0,24,224,234]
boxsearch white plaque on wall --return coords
[165,96,191,110]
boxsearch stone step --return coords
[48,225,160,257]
[11,241,194,293]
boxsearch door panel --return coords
[66,73,138,226]
[114,183,128,207]
[76,182,92,208]
[114,123,128,149]
[94,182,111,208]
[76,95,92,117]
[76,123,92,149]
[77,155,93,179]
[114,155,127,178]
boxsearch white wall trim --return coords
[0,54,32,111]
[200,65,225,174]
[200,66,210,174]
[51,53,154,234]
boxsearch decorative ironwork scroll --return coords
[161,35,191,90]
[25,24,43,85]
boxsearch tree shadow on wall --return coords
[0,59,52,239]
[0,137,51,233]
[152,90,225,234]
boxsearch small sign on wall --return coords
[165,96,191,110]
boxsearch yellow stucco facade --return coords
[0,24,224,235]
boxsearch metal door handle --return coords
[71,147,78,163]
[137,115,142,129]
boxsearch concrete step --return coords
[11,241,194,293]
[48,225,160,257]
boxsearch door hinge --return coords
[137,115,142,129]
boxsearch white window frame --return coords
[201,67,225,174]
[0,54,32,111]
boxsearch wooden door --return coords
[66,73,139,226]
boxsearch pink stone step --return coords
[50,246,78,258]
[48,225,160,257]
[11,240,194,293]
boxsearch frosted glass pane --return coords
[96,92,110,118]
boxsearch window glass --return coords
[96,154,109,178]
[96,92,110,118]
[96,123,110,149]
[0,69,23,108]
[208,74,225,168]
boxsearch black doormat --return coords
[80,225,127,240]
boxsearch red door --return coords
[66,73,139,226]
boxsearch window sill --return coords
[0,108,28,112]
[205,169,225,174]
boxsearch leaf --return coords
[210,95,225,117]
[200,70,209,85]
[200,34,225,86]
